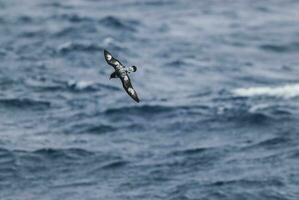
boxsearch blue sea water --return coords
[1,0,299,199]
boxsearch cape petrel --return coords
[104,49,140,103]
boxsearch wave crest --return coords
[233,84,299,99]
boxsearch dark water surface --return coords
[1,0,299,199]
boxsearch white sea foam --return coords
[233,84,299,99]
[67,80,94,90]
[57,41,72,51]
[103,37,114,46]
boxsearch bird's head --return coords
[131,66,137,72]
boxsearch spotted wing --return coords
[104,49,123,69]
[120,75,140,103]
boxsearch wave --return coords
[245,136,291,150]
[104,105,178,115]
[99,16,139,32]
[41,2,73,9]
[66,80,120,92]
[84,124,117,134]
[67,80,97,91]
[102,37,127,51]
[33,148,94,159]
[0,147,124,167]
[165,59,188,68]
[0,148,15,165]
[210,178,284,188]
[56,41,103,54]
[232,84,299,99]
[288,149,299,159]
[259,42,299,53]
[229,112,272,125]
[15,15,34,24]
[28,78,120,93]
[0,148,95,180]
[0,98,51,110]
[132,0,173,6]
[0,48,6,56]
[51,181,96,189]
[18,29,47,39]
[248,103,293,118]
[68,123,117,135]
[52,26,80,37]
[54,13,94,23]
[101,160,129,169]
[170,147,210,156]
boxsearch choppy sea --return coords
[0,0,299,199]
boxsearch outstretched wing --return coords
[104,49,123,69]
[120,75,140,103]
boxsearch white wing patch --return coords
[106,54,112,60]
[124,76,129,81]
[128,88,135,95]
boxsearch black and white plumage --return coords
[104,49,140,103]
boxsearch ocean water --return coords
[1,0,299,199]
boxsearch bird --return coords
[103,49,140,103]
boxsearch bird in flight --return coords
[104,49,140,103]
